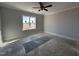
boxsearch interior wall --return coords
[0,8,2,43]
[1,7,44,42]
[44,7,79,40]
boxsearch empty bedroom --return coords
[0,2,79,56]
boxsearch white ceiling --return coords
[0,2,79,15]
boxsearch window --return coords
[22,16,36,31]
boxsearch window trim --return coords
[22,15,36,31]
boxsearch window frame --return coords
[22,15,36,31]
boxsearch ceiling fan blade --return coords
[33,7,40,9]
[44,9,48,11]
[44,5,52,8]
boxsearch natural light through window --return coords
[22,16,36,31]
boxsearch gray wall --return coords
[44,7,79,39]
[0,8,2,43]
[1,7,44,42]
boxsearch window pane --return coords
[22,16,36,31]
[29,17,36,29]
[22,16,30,30]
[30,17,36,23]
[23,16,29,23]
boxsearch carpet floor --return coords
[0,33,79,56]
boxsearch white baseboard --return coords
[45,31,79,41]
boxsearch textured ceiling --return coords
[0,2,79,15]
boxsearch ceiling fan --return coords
[33,2,52,11]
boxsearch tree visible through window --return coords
[22,16,36,31]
